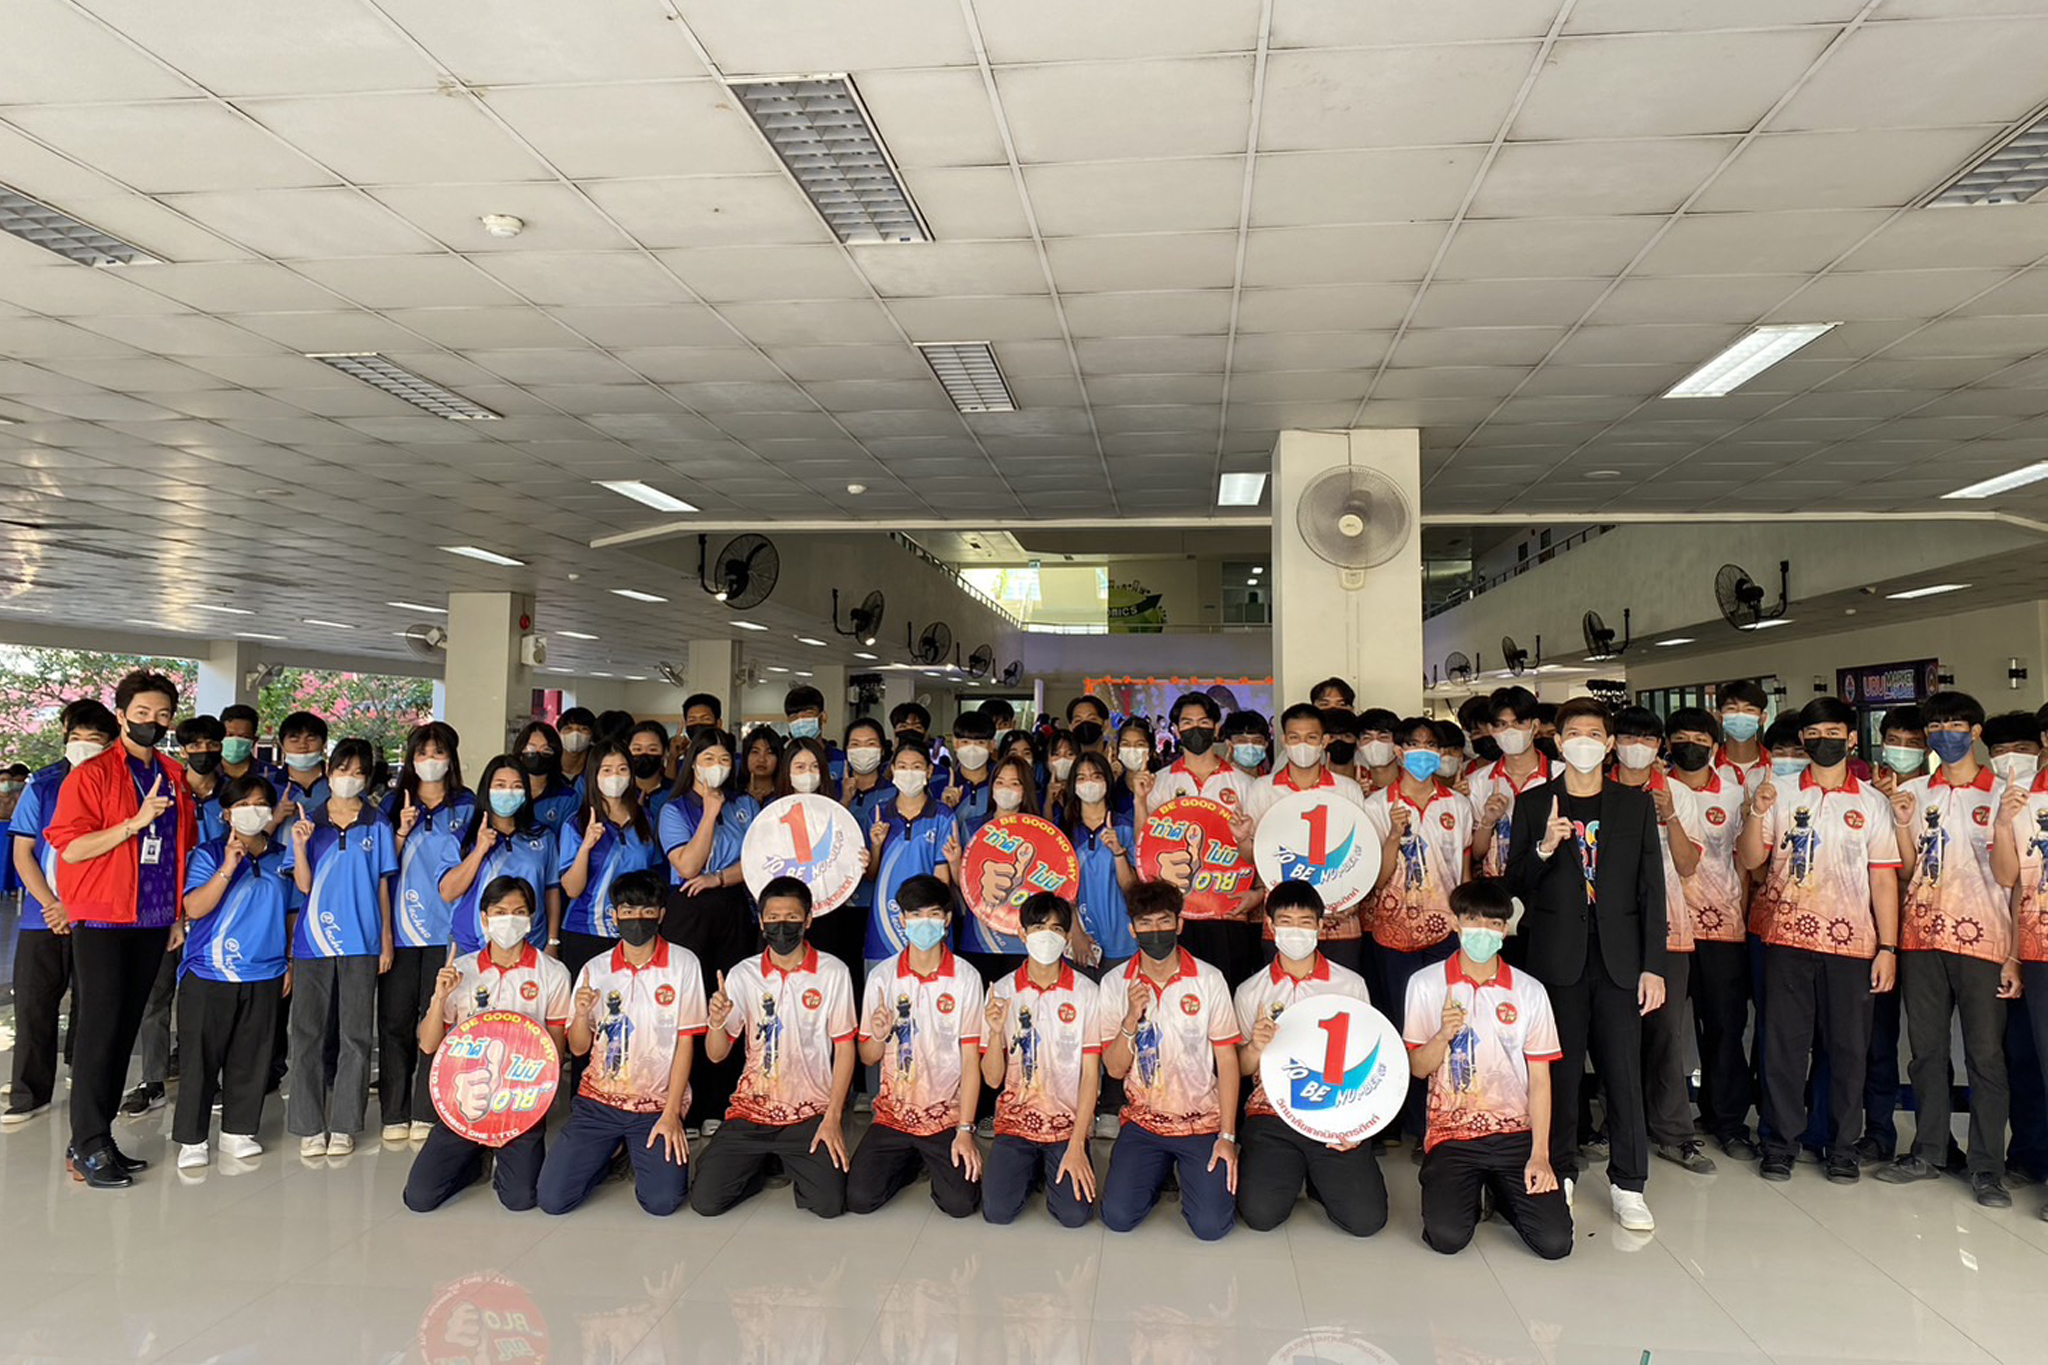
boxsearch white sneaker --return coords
[1563,1177,1575,1209]
[220,1133,262,1160]
[300,1134,329,1158]
[380,1123,410,1144]
[1,1101,50,1127]
[327,1133,355,1157]
[409,1121,435,1141]
[177,1142,209,1170]
[1611,1187,1655,1232]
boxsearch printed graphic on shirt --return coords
[724,950,857,1127]
[991,967,1111,1143]
[1117,951,1242,1138]
[1899,772,2010,964]
[1233,955,1371,1118]
[1572,818,1600,905]
[1467,757,1553,878]
[1680,774,1747,943]
[2013,782,2048,964]
[1364,787,1471,952]
[1752,778,1901,958]
[861,952,984,1137]
[575,943,708,1115]
[1402,960,1562,1153]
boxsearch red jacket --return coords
[47,746,197,926]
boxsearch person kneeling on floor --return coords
[538,871,706,1216]
[1404,878,1572,1260]
[403,876,570,1213]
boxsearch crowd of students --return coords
[7,666,2047,1258]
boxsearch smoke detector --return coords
[480,214,525,239]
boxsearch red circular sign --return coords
[417,1273,548,1365]
[962,813,1080,938]
[1137,797,1256,922]
[429,1011,561,1149]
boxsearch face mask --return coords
[1882,745,1926,775]
[993,787,1023,812]
[1285,741,1322,770]
[1615,741,1659,771]
[1071,721,1104,748]
[65,739,107,767]
[1771,756,1809,779]
[1669,742,1712,773]
[903,918,947,951]
[0,781,20,795]
[221,737,255,765]
[1273,926,1319,962]
[284,750,324,771]
[1401,750,1442,783]
[598,772,631,799]
[893,769,927,797]
[415,757,450,783]
[1494,727,1532,757]
[1050,756,1075,781]
[1025,929,1067,966]
[629,754,665,781]
[762,921,805,956]
[1560,737,1608,774]
[1721,713,1761,743]
[1118,746,1150,772]
[1361,740,1396,769]
[489,789,525,818]
[846,746,882,775]
[230,806,271,836]
[1179,727,1215,756]
[1135,928,1178,962]
[331,774,365,800]
[697,764,730,790]
[486,914,532,950]
[1473,735,1502,764]
[126,721,165,749]
[1802,737,1849,769]
[1074,779,1108,805]
[790,770,822,795]
[685,723,715,742]
[787,717,821,740]
[616,917,659,948]
[519,750,558,776]
[954,743,990,771]
[560,731,591,755]
[184,751,222,776]
[1459,926,1505,964]
[1927,731,1974,765]
[1326,739,1358,767]
[1992,753,2037,786]
[1232,743,1266,770]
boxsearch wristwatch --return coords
[1218,1131,1237,1145]
[1877,944,1898,954]
[956,1122,974,1134]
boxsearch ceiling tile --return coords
[76,0,444,96]
[1023,159,1245,235]
[367,183,632,254]
[1044,234,1239,293]
[1692,127,2005,212]
[1472,138,1738,217]
[1391,327,1568,367]
[580,176,832,248]
[849,241,1047,297]
[242,92,550,186]
[684,0,976,73]
[1235,285,1416,332]
[476,253,694,308]
[998,58,1254,162]
[1592,274,1810,325]
[163,188,440,258]
[1634,210,1891,276]
[717,299,904,346]
[483,81,771,180]
[1434,216,1664,279]
[1566,1,1867,34]
[291,257,520,310]
[1061,291,1234,337]
[1228,332,1393,371]
[1773,19,2048,130]
[1838,206,2048,270]
[1253,148,1482,227]
[1260,43,1537,151]
[377,0,707,84]
[1513,30,1834,140]
[3,101,332,193]
[851,68,1007,169]
[981,0,1261,61]
[1764,268,2016,323]
[0,0,199,101]
[897,166,1033,240]
[1241,223,1446,287]
[1270,0,1563,47]
[886,296,1063,342]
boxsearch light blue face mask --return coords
[1721,713,1761,743]
[1459,926,1504,964]
[1402,750,1442,783]
[903,917,947,951]
[1770,756,1809,779]
[1232,743,1266,770]
[488,789,525,818]
[788,717,821,740]
[1882,744,1927,775]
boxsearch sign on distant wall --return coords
[1837,658,1940,707]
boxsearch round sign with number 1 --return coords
[1259,995,1406,1146]
[1252,790,1382,917]
[742,793,865,916]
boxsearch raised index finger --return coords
[1548,795,1559,820]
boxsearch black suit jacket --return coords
[1503,777,1670,990]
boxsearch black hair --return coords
[1797,696,1856,730]
[479,875,537,919]
[1983,710,2037,749]
[60,697,119,740]
[681,693,723,723]
[1879,705,1926,740]
[896,873,952,920]
[628,719,670,752]
[1221,709,1270,740]
[1062,750,1118,828]
[1396,714,1438,747]
[889,701,932,732]
[1356,707,1399,737]
[1320,707,1359,737]
[609,869,665,913]
[1017,891,1073,934]
[1263,880,1325,921]
[513,719,562,758]
[1171,692,1222,726]
[1489,685,1539,725]
[743,725,785,769]
[328,737,377,784]
[670,727,742,801]
[1612,705,1664,741]
[1533,701,1558,727]
[1310,676,1356,707]
[778,736,832,799]
[577,739,653,843]
[889,738,933,772]
[176,715,225,746]
[1451,877,1513,922]
[1666,706,1721,743]
[1125,880,1184,922]
[398,721,467,801]
[979,698,1017,726]
[1718,679,1771,712]
[1763,714,1805,751]
[278,709,328,744]
[758,875,812,917]
[1278,701,1324,732]
[844,716,888,749]
[218,773,278,810]
[115,669,179,713]
[557,706,597,731]
[783,685,826,717]
[3,763,29,779]
[1456,695,1493,732]
[220,703,260,729]
[1434,719,1466,752]
[1064,694,1110,723]
[953,710,996,741]
[1553,697,1611,734]
[595,709,635,744]
[1921,690,1986,729]
[999,728,1041,765]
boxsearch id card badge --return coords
[139,833,163,866]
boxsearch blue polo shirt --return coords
[532,779,581,835]
[279,769,331,824]
[655,791,758,884]
[191,780,229,847]
[282,803,397,958]
[947,770,995,838]
[449,823,559,954]
[841,778,897,913]
[1071,815,1138,965]
[182,837,291,983]
[383,790,475,949]
[867,796,952,961]
[559,818,663,938]
[8,761,68,932]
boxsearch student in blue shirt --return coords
[377,720,473,1142]
[175,774,293,1168]
[283,737,397,1159]
[177,716,231,845]
[940,710,997,821]
[1001,728,1047,804]
[514,721,581,835]
[3,700,117,1126]
[948,755,1039,969]
[866,741,953,970]
[556,706,598,797]
[217,703,270,789]
[784,684,846,787]
[1113,718,1157,824]
[1042,727,1080,815]
[442,755,562,956]
[558,740,663,980]
[277,710,332,827]
[1064,750,1140,969]
[627,721,674,825]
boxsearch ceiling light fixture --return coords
[611,588,667,603]
[1739,618,1793,631]
[191,603,255,616]
[309,353,499,421]
[555,630,600,640]
[1886,583,1972,600]
[1663,324,1838,398]
[846,483,866,495]
[1584,469,1623,480]
[917,343,1015,413]
[796,636,828,647]
[388,600,446,614]
[1654,637,1696,647]
[767,666,791,674]
[441,545,524,567]
[1929,112,2048,206]
[0,183,156,266]
[237,631,285,641]
[854,651,878,660]
[1218,472,1268,506]
[731,76,928,244]
[795,670,814,678]
[479,214,525,238]
[596,480,697,514]
[732,620,769,632]
[301,618,355,630]
[1943,461,2048,500]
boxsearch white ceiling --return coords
[5,1,2048,676]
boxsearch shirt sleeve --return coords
[1402,968,1438,1049]
[676,961,709,1037]
[1865,793,1903,868]
[706,803,750,872]
[279,833,298,875]
[1522,982,1564,1061]
[1669,784,1705,852]
[543,960,573,1026]
[657,799,695,856]
[1205,971,1242,1046]
[1232,978,1258,1042]
[555,826,583,877]
[184,842,219,893]
[374,823,398,880]
[957,971,985,1046]
[9,779,42,840]
[858,968,887,1041]
[441,972,463,1026]
[723,969,748,1041]
[827,962,858,1044]
[1086,978,1113,1052]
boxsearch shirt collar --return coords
[1930,764,1995,792]
[1012,961,1076,993]
[897,946,958,981]
[608,937,671,973]
[762,944,819,978]
[1798,768,1862,794]
[476,943,539,975]
[1125,947,1198,990]
[1446,955,1513,990]
[1274,765,1334,792]
[1392,778,1452,812]
[1488,754,1552,789]
[1267,951,1331,984]
[2032,769,2048,795]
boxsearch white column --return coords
[881,671,916,723]
[195,638,264,717]
[687,638,740,725]
[444,591,534,763]
[809,663,849,730]
[1271,427,1424,713]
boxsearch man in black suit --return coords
[1505,697,1670,1235]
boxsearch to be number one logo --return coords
[1302,804,1329,865]
[1316,1011,1349,1085]
[780,806,814,862]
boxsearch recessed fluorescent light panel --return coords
[1654,637,1696,647]
[555,630,600,640]
[596,480,697,513]
[301,618,355,630]
[0,184,156,265]
[389,601,446,614]
[1218,472,1268,506]
[308,353,499,421]
[731,77,929,245]
[918,343,1015,413]
[611,588,668,603]
[1886,583,1971,600]
[1662,323,1839,399]
[1929,114,2048,206]
[191,603,255,616]
[1739,619,1793,631]
[732,620,769,631]
[441,545,524,567]
[1944,461,2048,500]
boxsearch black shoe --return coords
[1580,1130,1610,1156]
[66,1145,133,1190]
[2004,1162,2041,1188]
[1852,1135,1892,1167]
[1826,1157,1859,1185]
[119,1083,166,1117]
[107,1144,150,1175]
[1718,1134,1761,1162]
[1973,1173,2012,1209]
[1760,1157,1793,1182]
[1875,1155,1942,1184]
[1656,1139,1718,1175]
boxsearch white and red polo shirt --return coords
[1402,956,1562,1154]
[1752,771,1902,959]
[2009,769,2048,964]
[443,943,572,1031]
[1714,747,1768,791]
[1899,766,2013,965]
[1614,767,1701,954]
[1363,781,1474,953]
[1466,754,1554,877]
[574,939,709,1115]
[1244,764,1369,826]
[721,945,858,1127]
[1233,953,1372,1119]
[1116,948,1242,1138]
[1676,768,1748,944]
[987,961,1113,1143]
[861,947,985,1137]
[1149,757,1252,813]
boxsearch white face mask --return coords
[414,758,450,783]
[560,731,591,754]
[1024,929,1067,966]
[954,743,990,771]
[846,746,882,775]
[229,806,271,837]
[893,769,927,797]
[1285,741,1322,770]
[1050,756,1075,781]
[1561,737,1609,774]
[485,914,532,950]
[331,775,365,800]
[1992,752,2037,787]
[1360,740,1397,768]
[697,764,730,790]
[1273,926,1320,962]
[1119,746,1150,772]
[1074,780,1108,805]
[1495,726,1533,756]
[790,770,822,794]
[993,787,1023,812]
[65,739,108,767]
[597,772,631,799]
[1615,742,1659,772]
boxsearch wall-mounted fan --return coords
[402,623,448,662]
[1294,465,1413,589]
[1716,560,1789,631]
[999,660,1023,686]
[833,588,885,647]
[1501,634,1542,676]
[910,620,952,667]
[965,644,994,680]
[699,533,780,610]
[243,663,284,691]
[1582,608,1631,662]
[1445,651,1474,686]
[657,662,686,688]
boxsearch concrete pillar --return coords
[688,638,740,726]
[195,638,264,717]
[809,663,849,730]
[881,671,916,723]
[445,591,535,763]
[1271,427,1424,713]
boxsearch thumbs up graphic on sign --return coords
[981,840,1035,915]
[454,1037,507,1123]
[1156,825,1204,891]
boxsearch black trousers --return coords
[377,945,442,1127]
[1864,985,1903,1153]
[1902,949,2008,1174]
[1547,962,1648,1191]
[9,929,74,1110]
[1419,1131,1572,1260]
[2007,965,2048,1178]
[1760,946,1874,1165]
[1236,1114,1388,1237]
[847,1121,979,1218]
[689,1115,847,1219]
[1643,952,1694,1148]
[172,974,280,1145]
[69,924,172,1156]
[663,884,756,1126]
[1689,939,1753,1142]
[403,1121,545,1212]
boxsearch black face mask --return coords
[1669,742,1713,773]
[629,754,665,781]
[519,750,559,777]
[1326,739,1358,767]
[1178,726,1216,756]
[126,721,165,749]
[762,921,806,956]
[1071,721,1105,747]
[1534,737,1561,762]
[1473,735,1502,764]
[616,917,660,948]
[1803,737,1850,769]
[184,751,222,776]
[1135,928,1179,962]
